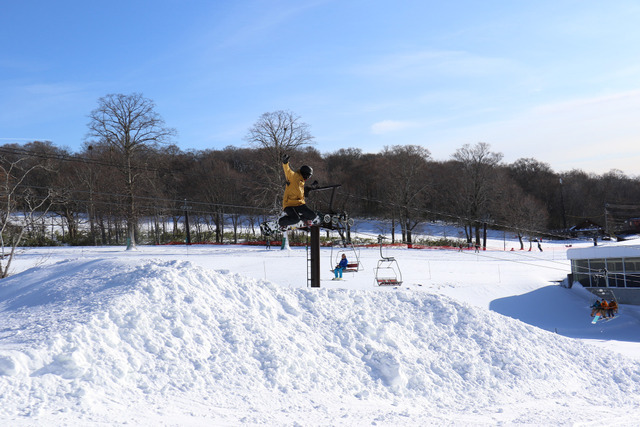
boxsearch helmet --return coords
[300,165,313,180]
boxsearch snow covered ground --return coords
[2,235,640,425]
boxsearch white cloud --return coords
[437,89,640,175]
[351,50,518,81]
[371,120,417,135]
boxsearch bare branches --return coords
[88,93,176,154]
[87,93,175,248]
[245,110,314,164]
[0,155,52,278]
[245,111,315,210]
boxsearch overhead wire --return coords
[1,145,628,249]
[330,187,598,245]
[9,150,640,281]
[8,142,639,286]
[14,183,269,216]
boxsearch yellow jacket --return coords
[282,162,306,209]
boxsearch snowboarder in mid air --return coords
[278,153,319,230]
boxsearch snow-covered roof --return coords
[567,244,640,260]
[569,219,603,232]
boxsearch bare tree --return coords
[451,142,503,248]
[244,110,315,210]
[381,145,432,244]
[507,158,560,229]
[0,154,52,278]
[494,176,548,249]
[194,150,238,243]
[87,93,175,249]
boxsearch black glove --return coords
[282,153,290,164]
[304,181,319,196]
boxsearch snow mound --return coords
[1,258,640,423]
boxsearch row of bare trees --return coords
[3,94,640,266]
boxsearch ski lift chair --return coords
[589,280,619,318]
[374,235,402,286]
[330,240,362,274]
[590,286,618,305]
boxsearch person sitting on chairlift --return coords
[590,299,601,317]
[600,299,610,318]
[607,299,618,318]
[333,254,348,280]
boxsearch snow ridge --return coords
[1,258,640,423]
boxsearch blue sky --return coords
[2,0,640,175]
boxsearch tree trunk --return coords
[126,159,137,249]
[482,222,487,250]
[391,218,396,244]
[1,230,25,278]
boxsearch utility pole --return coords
[181,199,192,245]
[310,226,320,287]
[559,178,567,230]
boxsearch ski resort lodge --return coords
[567,244,640,305]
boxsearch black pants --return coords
[279,205,316,227]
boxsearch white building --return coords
[567,244,640,304]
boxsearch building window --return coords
[605,258,624,287]
[573,259,590,287]
[625,258,640,288]
[572,256,640,288]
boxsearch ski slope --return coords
[1,239,640,425]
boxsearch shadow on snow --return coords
[489,285,640,343]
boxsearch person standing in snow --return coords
[278,153,318,230]
[333,253,348,280]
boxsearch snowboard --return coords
[260,214,325,236]
[591,315,601,324]
[260,212,354,236]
